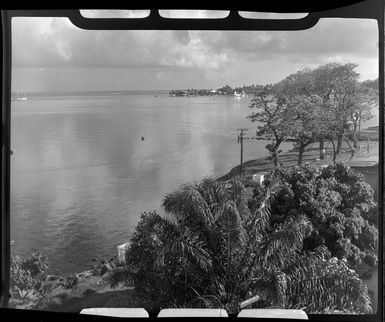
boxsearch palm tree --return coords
[110,175,371,315]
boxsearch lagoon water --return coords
[10,93,378,274]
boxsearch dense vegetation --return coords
[258,162,378,268]
[10,252,49,309]
[9,251,125,310]
[110,162,375,315]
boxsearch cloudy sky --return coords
[11,11,378,92]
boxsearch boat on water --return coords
[234,90,246,98]
[11,92,28,101]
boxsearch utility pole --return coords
[235,129,266,173]
[237,128,248,174]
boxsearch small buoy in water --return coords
[141,137,145,141]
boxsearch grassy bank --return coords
[218,127,379,181]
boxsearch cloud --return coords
[191,18,377,61]
[11,16,377,78]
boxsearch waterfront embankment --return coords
[218,126,379,181]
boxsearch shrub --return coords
[10,252,49,309]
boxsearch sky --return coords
[11,10,379,92]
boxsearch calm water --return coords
[10,93,379,274]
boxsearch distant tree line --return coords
[247,63,378,166]
[169,89,214,96]
[169,84,267,96]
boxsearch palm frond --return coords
[250,176,282,235]
[108,266,135,288]
[236,176,283,279]
[162,184,214,228]
[256,214,313,270]
[152,218,213,272]
[218,200,248,246]
[283,250,372,313]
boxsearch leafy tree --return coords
[361,78,378,91]
[310,63,373,155]
[274,68,315,99]
[264,162,378,268]
[247,85,289,167]
[270,63,376,162]
[110,174,372,315]
[354,80,378,133]
[281,95,321,165]
[10,252,49,309]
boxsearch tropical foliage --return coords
[10,252,49,309]
[265,162,378,268]
[110,166,373,315]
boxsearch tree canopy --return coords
[247,85,288,166]
[262,162,378,268]
[248,63,377,165]
[110,166,374,315]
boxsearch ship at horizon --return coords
[234,90,246,98]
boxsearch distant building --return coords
[117,242,130,263]
[252,172,267,185]
[314,164,328,175]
